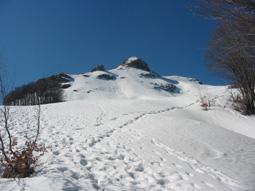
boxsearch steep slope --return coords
[0,58,255,191]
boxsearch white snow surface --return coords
[125,56,139,64]
[0,67,255,191]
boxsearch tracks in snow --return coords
[85,106,179,149]
[85,101,197,149]
[150,138,242,191]
[81,102,243,190]
[36,101,244,190]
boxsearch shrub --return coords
[200,96,211,111]
[2,141,46,178]
[0,101,46,178]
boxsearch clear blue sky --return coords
[0,0,222,87]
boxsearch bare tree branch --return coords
[196,0,255,114]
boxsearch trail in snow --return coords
[31,101,245,191]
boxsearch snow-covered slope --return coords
[1,59,255,191]
[64,67,178,100]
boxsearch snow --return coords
[125,56,139,64]
[0,66,255,191]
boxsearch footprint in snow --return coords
[53,151,60,155]
[110,117,117,121]
[80,159,88,166]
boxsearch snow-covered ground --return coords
[0,64,255,191]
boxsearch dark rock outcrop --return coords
[152,83,177,93]
[61,84,71,89]
[139,72,159,79]
[188,78,203,84]
[120,57,150,72]
[96,73,116,80]
[91,65,106,72]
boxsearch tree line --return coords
[4,73,72,106]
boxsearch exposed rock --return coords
[96,73,116,80]
[91,64,106,72]
[61,84,71,89]
[152,83,177,93]
[188,78,203,84]
[139,72,159,79]
[47,73,74,83]
[120,57,150,72]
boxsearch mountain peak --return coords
[120,57,150,72]
[90,64,106,72]
[126,56,139,63]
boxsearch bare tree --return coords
[196,0,255,114]
[34,95,41,143]
[196,0,255,20]
[0,64,13,162]
[0,63,45,178]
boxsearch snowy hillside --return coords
[0,57,255,191]
[63,57,179,101]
